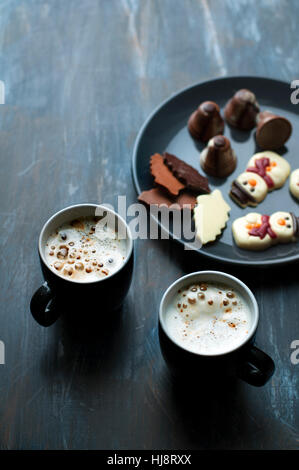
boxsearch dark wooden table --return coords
[0,0,298,450]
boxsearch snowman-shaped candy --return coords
[230,172,267,208]
[290,169,299,200]
[269,211,297,243]
[247,151,290,190]
[232,213,276,250]
[232,211,299,251]
[230,151,290,208]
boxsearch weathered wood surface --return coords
[0,0,298,450]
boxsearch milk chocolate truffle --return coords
[224,89,259,130]
[188,101,224,142]
[256,111,292,150]
[200,135,237,178]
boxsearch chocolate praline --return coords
[200,135,237,178]
[256,111,292,150]
[188,101,224,142]
[224,89,260,130]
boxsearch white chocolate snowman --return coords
[233,172,268,206]
[247,151,290,190]
[269,212,296,243]
[232,211,298,251]
[290,169,299,199]
[232,213,273,250]
[230,151,290,208]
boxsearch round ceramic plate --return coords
[132,76,299,266]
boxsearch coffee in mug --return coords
[44,216,127,282]
[159,271,275,386]
[165,281,252,355]
[31,204,134,326]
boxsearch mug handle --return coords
[30,282,61,327]
[237,345,275,387]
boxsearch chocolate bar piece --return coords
[291,213,299,238]
[163,152,211,194]
[138,187,197,209]
[150,153,185,196]
[230,181,256,207]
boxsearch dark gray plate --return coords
[132,76,299,266]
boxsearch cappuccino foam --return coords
[165,282,252,355]
[45,216,127,282]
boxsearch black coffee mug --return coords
[159,271,275,387]
[30,204,134,326]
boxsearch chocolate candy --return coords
[290,169,299,200]
[224,89,259,130]
[150,153,185,196]
[163,152,211,194]
[232,211,299,251]
[194,189,231,244]
[230,180,257,207]
[291,213,299,238]
[256,111,292,150]
[188,101,224,142]
[230,151,290,208]
[200,135,237,178]
[138,187,197,209]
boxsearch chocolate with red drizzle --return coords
[247,157,274,188]
[249,215,277,240]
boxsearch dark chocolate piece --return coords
[224,89,259,130]
[150,153,185,196]
[138,187,197,209]
[163,152,211,194]
[188,101,224,142]
[200,135,237,178]
[230,181,256,206]
[256,111,292,150]
[291,213,299,238]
